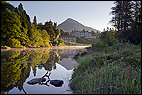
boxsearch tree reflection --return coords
[1,48,80,94]
[1,48,61,94]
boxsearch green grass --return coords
[76,37,100,44]
[70,40,141,94]
[65,42,90,46]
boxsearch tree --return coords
[33,16,37,29]
[1,1,16,11]
[37,23,44,30]
[43,20,55,42]
[131,1,141,29]
[110,1,133,33]
[1,8,22,46]
[110,1,141,44]
[17,3,31,46]
[40,29,51,47]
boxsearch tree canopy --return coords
[110,1,141,44]
[1,1,63,48]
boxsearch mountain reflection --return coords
[1,48,82,94]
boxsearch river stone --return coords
[27,78,46,85]
[50,80,64,87]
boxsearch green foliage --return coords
[40,20,61,44]
[28,29,43,47]
[40,29,51,47]
[7,38,21,48]
[76,37,99,45]
[60,30,71,35]
[110,1,141,44]
[92,29,117,50]
[58,38,65,43]
[32,16,37,29]
[37,23,44,30]
[1,1,16,11]
[1,2,30,47]
[1,1,62,47]
[1,8,22,46]
[65,42,84,46]
[18,3,31,29]
[95,41,108,48]
[70,40,141,94]
[100,29,116,46]
[53,38,66,46]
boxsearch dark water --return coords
[1,48,84,94]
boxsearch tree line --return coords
[110,1,141,45]
[1,1,65,48]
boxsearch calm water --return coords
[1,47,84,94]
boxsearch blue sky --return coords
[7,1,115,32]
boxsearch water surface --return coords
[1,47,85,94]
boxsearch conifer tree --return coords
[33,16,37,29]
[110,1,141,44]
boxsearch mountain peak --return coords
[66,18,78,22]
[57,18,99,33]
[66,18,73,20]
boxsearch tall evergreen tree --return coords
[110,1,141,44]
[131,1,141,29]
[110,1,123,34]
[33,16,37,29]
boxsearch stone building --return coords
[71,30,97,39]
[59,35,76,43]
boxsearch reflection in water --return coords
[27,71,64,87]
[1,48,83,94]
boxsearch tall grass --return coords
[70,40,141,94]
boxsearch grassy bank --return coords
[65,42,91,46]
[70,40,141,94]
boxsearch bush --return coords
[95,41,108,48]
[53,38,66,46]
[7,38,21,48]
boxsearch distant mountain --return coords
[57,18,99,33]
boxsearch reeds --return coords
[70,40,141,94]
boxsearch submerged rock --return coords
[27,78,46,85]
[50,80,64,87]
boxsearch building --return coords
[59,35,76,43]
[71,30,98,39]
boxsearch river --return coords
[1,46,89,94]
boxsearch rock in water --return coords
[50,80,64,87]
[27,78,46,85]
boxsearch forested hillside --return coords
[1,1,64,48]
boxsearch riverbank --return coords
[1,45,91,51]
[70,40,141,94]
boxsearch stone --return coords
[73,55,77,59]
[27,78,46,85]
[50,80,64,87]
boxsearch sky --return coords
[7,1,115,32]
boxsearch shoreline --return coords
[1,45,91,51]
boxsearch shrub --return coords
[7,38,21,48]
[95,41,108,48]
